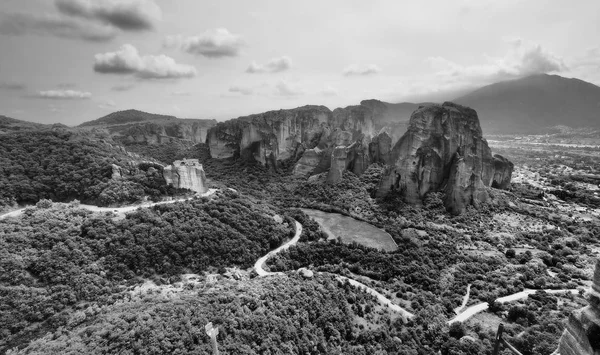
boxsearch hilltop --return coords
[455,74,600,134]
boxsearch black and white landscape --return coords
[1,1,600,355]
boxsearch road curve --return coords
[254,221,302,277]
[0,189,218,220]
[454,284,472,315]
[448,288,580,324]
[333,274,415,320]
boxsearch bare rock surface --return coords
[163,159,208,194]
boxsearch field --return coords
[301,208,398,252]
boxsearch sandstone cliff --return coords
[556,258,600,355]
[376,102,495,214]
[206,100,398,175]
[492,154,514,190]
[163,159,208,194]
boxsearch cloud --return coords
[246,56,292,73]
[93,44,197,79]
[228,85,255,96]
[427,39,567,86]
[37,89,92,100]
[320,85,338,97]
[55,0,161,31]
[111,83,134,91]
[164,28,244,58]
[343,64,382,76]
[275,80,303,96]
[98,99,116,109]
[0,81,26,91]
[0,12,118,41]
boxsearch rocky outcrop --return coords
[163,159,208,194]
[376,102,496,214]
[207,106,331,165]
[492,154,514,190]
[556,258,600,355]
[207,100,401,173]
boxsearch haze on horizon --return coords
[0,0,598,125]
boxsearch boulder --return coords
[492,154,514,189]
[376,102,496,214]
[298,268,314,278]
[163,159,208,194]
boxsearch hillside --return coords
[455,74,600,134]
[77,109,217,148]
[0,130,184,210]
[0,115,47,134]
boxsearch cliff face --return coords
[206,100,396,175]
[492,154,514,190]
[208,100,513,213]
[376,102,495,214]
[207,106,331,163]
[163,159,208,194]
[557,259,600,355]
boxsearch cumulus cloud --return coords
[343,64,382,76]
[37,89,92,100]
[228,85,255,95]
[275,80,303,96]
[0,12,118,41]
[0,81,26,91]
[164,28,244,58]
[246,56,292,73]
[55,0,161,31]
[427,39,567,86]
[93,44,197,79]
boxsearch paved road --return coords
[333,274,415,320]
[448,288,580,324]
[0,189,218,220]
[254,221,302,277]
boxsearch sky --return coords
[0,0,599,125]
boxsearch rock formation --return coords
[163,159,208,194]
[206,100,403,176]
[207,100,513,214]
[492,154,514,190]
[376,102,496,214]
[556,258,600,355]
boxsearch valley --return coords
[1,99,600,355]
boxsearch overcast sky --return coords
[0,0,598,125]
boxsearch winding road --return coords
[0,189,218,220]
[253,220,416,320]
[254,221,303,277]
[447,288,580,324]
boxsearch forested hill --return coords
[0,115,47,133]
[0,129,181,210]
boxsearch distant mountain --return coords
[454,74,600,134]
[79,109,182,127]
[78,109,217,146]
[0,115,47,133]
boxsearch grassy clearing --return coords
[301,208,398,252]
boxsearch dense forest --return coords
[0,130,186,210]
[0,191,293,353]
[1,134,598,354]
